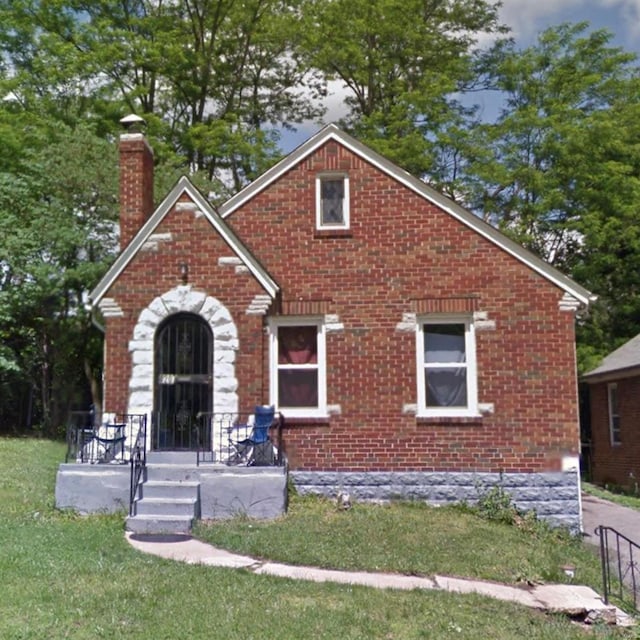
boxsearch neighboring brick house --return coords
[583,334,640,490]
[88,122,593,529]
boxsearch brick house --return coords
[66,122,593,530]
[583,334,640,490]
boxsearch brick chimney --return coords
[119,115,154,249]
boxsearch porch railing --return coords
[151,411,201,451]
[129,415,148,516]
[195,411,285,467]
[64,411,95,463]
[596,525,639,611]
[64,412,146,465]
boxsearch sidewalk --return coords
[125,532,634,627]
[582,493,640,547]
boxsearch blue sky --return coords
[282,0,640,150]
[500,0,640,50]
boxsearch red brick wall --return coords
[103,193,267,415]
[589,378,640,489]
[225,141,580,473]
[104,138,581,475]
[119,134,154,248]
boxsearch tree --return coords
[0,0,325,195]
[0,110,118,430]
[300,0,506,189]
[462,23,640,369]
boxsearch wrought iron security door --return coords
[153,314,212,450]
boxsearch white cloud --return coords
[499,0,640,42]
[498,0,587,40]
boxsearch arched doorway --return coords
[153,313,213,450]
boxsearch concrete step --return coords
[126,514,193,535]
[147,451,198,465]
[141,480,200,500]
[145,464,200,482]
[134,497,198,517]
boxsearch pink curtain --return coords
[278,326,318,407]
[278,326,317,364]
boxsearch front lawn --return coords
[195,493,604,589]
[0,437,633,639]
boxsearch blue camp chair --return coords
[228,405,275,466]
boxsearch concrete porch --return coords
[55,450,288,534]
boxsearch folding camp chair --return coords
[227,405,275,466]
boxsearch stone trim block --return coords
[141,232,173,252]
[325,314,344,332]
[290,470,581,531]
[246,294,272,315]
[98,298,124,317]
[127,286,240,443]
[559,293,581,312]
[218,257,243,266]
[395,312,416,333]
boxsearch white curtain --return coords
[425,329,467,407]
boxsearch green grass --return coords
[195,494,604,588]
[583,482,640,511]
[0,437,634,639]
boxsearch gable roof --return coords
[583,333,640,382]
[220,124,594,307]
[90,176,279,306]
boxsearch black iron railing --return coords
[129,415,148,516]
[64,412,146,465]
[65,411,95,463]
[596,525,639,611]
[151,411,205,450]
[195,411,285,467]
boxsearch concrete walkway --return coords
[582,493,640,548]
[125,532,634,627]
[581,492,640,596]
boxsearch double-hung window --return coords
[316,174,349,229]
[607,382,621,445]
[417,317,478,417]
[269,318,327,418]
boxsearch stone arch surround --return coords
[127,285,239,420]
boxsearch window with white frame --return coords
[607,382,621,445]
[316,174,349,229]
[417,317,478,417]
[269,318,326,417]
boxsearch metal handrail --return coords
[128,415,148,516]
[596,525,639,611]
[64,411,95,463]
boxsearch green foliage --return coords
[0,115,118,430]
[464,23,640,368]
[469,484,573,548]
[0,0,322,191]
[1,3,640,411]
[301,0,507,182]
[583,482,640,508]
[474,484,519,524]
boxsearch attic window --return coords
[316,174,349,229]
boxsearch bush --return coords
[475,485,518,524]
